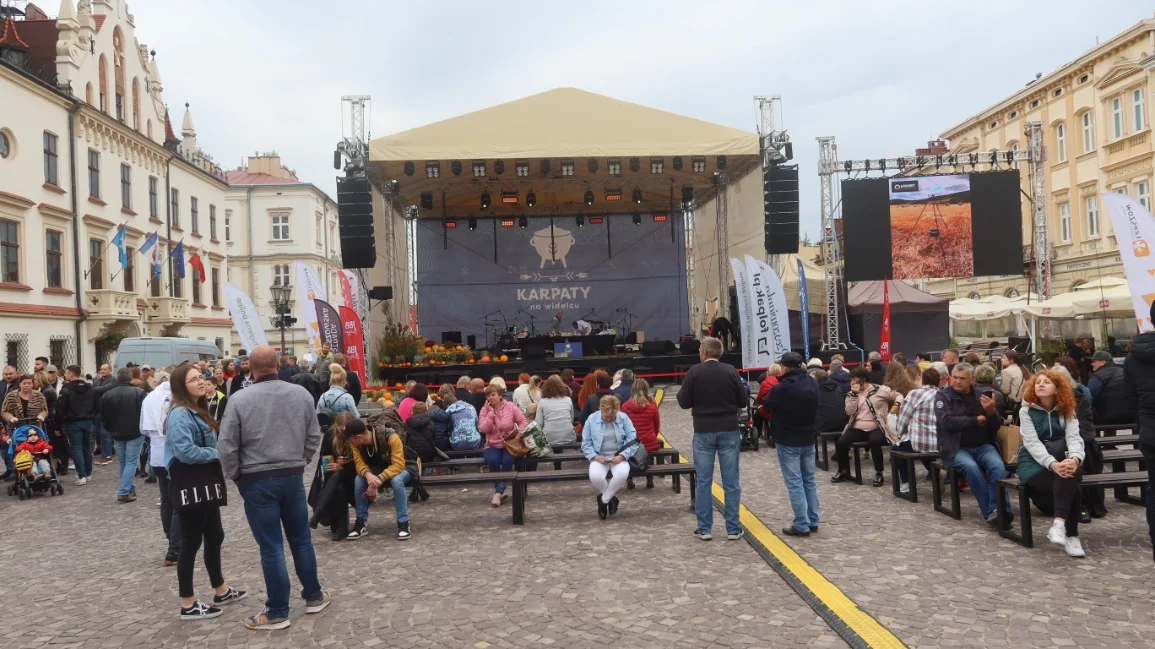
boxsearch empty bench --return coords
[889,449,939,503]
[815,431,842,471]
[995,471,1150,547]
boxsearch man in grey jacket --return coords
[218,345,329,631]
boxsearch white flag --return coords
[730,258,755,369]
[294,261,328,353]
[1101,192,1155,332]
[745,255,792,364]
[223,283,268,352]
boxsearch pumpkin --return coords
[499,354,509,362]
[384,399,395,408]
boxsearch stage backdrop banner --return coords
[339,305,366,386]
[1102,192,1155,332]
[223,283,268,352]
[315,299,345,353]
[294,261,327,354]
[415,214,688,345]
[745,255,791,365]
[731,258,755,369]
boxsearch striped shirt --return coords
[896,386,938,453]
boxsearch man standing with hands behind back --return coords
[677,337,748,542]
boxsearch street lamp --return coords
[270,283,294,353]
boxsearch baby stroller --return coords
[7,421,63,499]
[738,378,759,452]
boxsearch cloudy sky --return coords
[128,0,1153,238]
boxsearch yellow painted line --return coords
[653,412,906,649]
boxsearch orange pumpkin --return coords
[499,354,509,362]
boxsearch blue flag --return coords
[171,241,186,279]
[111,226,128,270]
[797,258,811,360]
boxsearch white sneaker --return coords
[1064,537,1086,557]
[1046,519,1066,546]
[899,482,910,494]
[74,476,87,486]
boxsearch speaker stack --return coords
[337,176,376,269]
[763,162,800,255]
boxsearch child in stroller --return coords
[7,422,63,498]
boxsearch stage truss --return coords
[816,122,1047,349]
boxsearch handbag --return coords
[518,422,553,459]
[618,438,650,475]
[503,426,530,458]
[168,409,228,514]
[1043,437,1067,463]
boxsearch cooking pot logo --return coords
[530,225,576,269]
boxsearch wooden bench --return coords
[510,463,698,525]
[815,431,842,471]
[849,441,877,485]
[889,449,939,503]
[996,471,1150,547]
[1096,434,1140,448]
[928,460,1016,520]
[426,448,683,474]
[444,442,582,459]
[418,471,519,490]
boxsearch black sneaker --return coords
[810,525,819,533]
[830,471,850,483]
[212,587,247,606]
[346,518,368,540]
[180,600,223,620]
[331,528,349,541]
[782,526,810,537]
[872,473,885,487]
[693,528,713,541]
[597,495,608,520]
[397,521,411,541]
[608,496,619,516]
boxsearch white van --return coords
[113,337,222,371]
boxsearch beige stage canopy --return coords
[367,88,761,218]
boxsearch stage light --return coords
[561,161,575,176]
[650,158,664,174]
[681,186,693,205]
[518,216,528,229]
[576,215,585,228]
[480,192,491,209]
[451,160,462,176]
[468,217,477,230]
[692,156,706,173]
[608,159,622,176]
[947,154,958,166]
[717,155,727,170]
[584,189,595,206]
[935,155,943,168]
[633,188,643,204]
[864,159,871,171]
[494,160,505,175]
[500,219,516,227]
[404,161,415,176]
[673,156,683,171]
[526,191,536,207]
[426,162,440,178]
[629,157,640,172]
[653,214,668,222]
[1004,151,1015,164]
[782,142,793,160]
[969,153,977,166]
[605,189,622,202]
[632,213,642,226]
[473,162,486,177]
[516,163,530,177]
[896,158,906,171]
[501,191,519,205]
[588,159,598,173]
[915,156,926,168]
[445,220,457,228]
[589,216,604,225]
[844,161,852,173]
[878,158,886,171]
[420,192,433,209]
[540,159,551,174]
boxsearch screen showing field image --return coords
[888,174,974,280]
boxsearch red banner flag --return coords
[879,279,892,362]
[338,272,354,311]
[339,305,366,386]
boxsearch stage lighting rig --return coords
[608,159,622,176]
[494,160,505,175]
[632,213,642,226]
[576,215,585,228]
[526,191,537,207]
[605,189,622,202]
[518,216,528,229]
[480,192,491,209]
[540,159,551,174]
[692,157,706,173]
[561,161,575,176]
[672,156,683,171]
[473,162,486,177]
[588,159,598,173]
[468,217,477,231]
[650,158,664,174]
[584,190,595,206]
[451,160,463,176]
[629,157,640,172]
[420,192,433,209]
[516,163,530,177]
[632,188,643,204]
[404,161,415,176]
[426,162,440,178]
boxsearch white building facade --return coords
[0,0,231,372]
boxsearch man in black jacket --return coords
[677,336,748,542]
[1123,303,1155,563]
[1088,351,1128,425]
[934,362,1008,527]
[813,369,850,433]
[762,352,821,537]
[56,366,96,486]
[228,356,253,396]
[290,361,323,406]
[278,355,299,382]
[99,368,147,502]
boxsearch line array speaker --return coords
[337,176,376,268]
[763,162,800,255]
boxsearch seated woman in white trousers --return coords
[580,395,641,520]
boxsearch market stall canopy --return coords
[1075,276,1127,290]
[1021,291,1086,319]
[949,294,1036,320]
[847,280,949,314]
[1070,283,1136,317]
[365,88,762,217]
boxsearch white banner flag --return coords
[730,258,755,369]
[745,255,792,364]
[1102,192,1155,332]
[223,283,268,352]
[294,261,328,354]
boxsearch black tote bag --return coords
[168,408,228,514]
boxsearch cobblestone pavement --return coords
[658,387,1155,649]
[0,423,848,649]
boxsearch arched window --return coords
[85,82,93,105]
[97,55,108,113]
[968,292,981,300]
[1006,288,1021,298]
[112,28,125,121]
[1071,280,1088,292]
[131,78,140,130]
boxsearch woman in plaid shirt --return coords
[892,367,942,493]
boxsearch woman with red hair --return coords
[1018,369,1087,558]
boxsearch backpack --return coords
[447,402,482,450]
[317,391,343,425]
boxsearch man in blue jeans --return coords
[219,345,329,631]
[97,368,147,502]
[761,352,821,536]
[677,337,748,541]
[56,366,96,486]
[338,418,417,541]
[935,362,1010,527]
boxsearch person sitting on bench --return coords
[1018,369,1086,558]
[832,367,902,487]
[580,395,640,520]
[813,370,849,434]
[478,383,527,508]
[892,367,941,493]
[340,418,417,541]
[935,362,1009,528]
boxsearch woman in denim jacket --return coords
[580,395,640,520]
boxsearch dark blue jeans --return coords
[65,420,93,478]
[236,474,324,619]
[483,447,515,494]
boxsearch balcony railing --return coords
[146,296,189,324]
[86,289,138,320]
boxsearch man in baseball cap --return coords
[760,351,821,536]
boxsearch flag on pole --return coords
[111,226,128,270]
[171,241,186,279]
[879,279,892,362]
[188,251,206,282]
[139,232,163,278]
[797,258,811,360]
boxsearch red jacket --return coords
[621,400,661,452]
[756,375,779,418]
[16,438,52,455]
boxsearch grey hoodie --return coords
[217,376,322,482]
